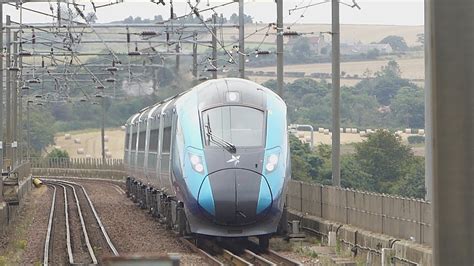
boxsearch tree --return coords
[228,13,253,24]
[356,60,417,106]
[291,37,315,62]
[47,148,70,159]
[28,109,55,151]
[380,35,409,51]
[416,33,424,45]
[390,86,424,128]
[354,130,414,193]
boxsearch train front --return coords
[176,79,290,239]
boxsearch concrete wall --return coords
[287,180,432,246]
[288,210,433,265]
[0,172,32,234]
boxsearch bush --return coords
[47,149,70,159]
[407,135,425,144]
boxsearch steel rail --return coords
[241,249,275,266]
[60,179,120,256]
[55,183,75,264]
[221,249,252,266]
[43,185,56,266]
[265,249,302,266]
[63,182,98,264]
[179,238,224,266]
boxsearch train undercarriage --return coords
[125,177,288,250]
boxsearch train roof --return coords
[124,78,285,126]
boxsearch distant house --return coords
[286,33,328,55]
[340,42,393,55]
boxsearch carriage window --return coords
[138,131,146,151]
[149,129,159,152]
[202,106,265,147]
[131,133,137,149]
[162,127,172,153]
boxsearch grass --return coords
[294,246,319,258]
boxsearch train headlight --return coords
[189,153,204,173]
[265,153,279,172]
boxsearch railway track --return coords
[180,237,301,266]
[43,179,118,265]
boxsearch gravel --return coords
[50,185,68,265]
[80,180,204,264]
[19,186,52,265]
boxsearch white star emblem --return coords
[226,155,241,166]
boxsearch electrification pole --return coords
[212,14,218,79]
[192,31,198,78]
[239,0,245,78]
[101,97,106,164]
[424,0,432,202]
[12,32,18,167]
[276,0,284,97]
[331,0,341,187]
[5,15,11,169]
[0,4,4,171]
[175,43,180,72]
[430,0,474,264]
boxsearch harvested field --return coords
[219,24,423,46]
[52,129,125,159]
[248,57,425,81]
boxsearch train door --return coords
[160,114,173,193]
[148,117,161,188]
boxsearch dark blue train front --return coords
[124,78,290,247]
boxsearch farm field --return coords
[50,127,424,159]
[248,57,425,81]
[219,23,423,46]
[52,128,125,159]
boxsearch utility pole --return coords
[27,100,30,161]
[238,0,245,78]
[331,0,341,187]
[276,0,284,97]
[12,32,18,167]
[424,0,432,202]
[101,97,106,164]
[212,14,218,79]
[5,15,11,170]
[0,4,4,171]
[175,43,180,72]
[430,0,474,264]
[192,32,198,78]
[18,51,23,163]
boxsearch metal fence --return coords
[286,180,432,246]
[30,157,124,171]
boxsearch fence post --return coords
[299,181,303,212]
[319,185,323,218]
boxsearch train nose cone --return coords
[197,169,272,225]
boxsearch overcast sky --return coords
[4,0,424,25]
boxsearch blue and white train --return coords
[124,78,290,248]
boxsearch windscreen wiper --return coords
[206,116,237,153]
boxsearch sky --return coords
[4,0,424,25]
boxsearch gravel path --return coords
[20,186,51,265]
[80,180,204,264]
[65,184,93,263]
[50,185,68,265]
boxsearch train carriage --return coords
[124,78,290,248]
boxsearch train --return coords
[124,78,290,248]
